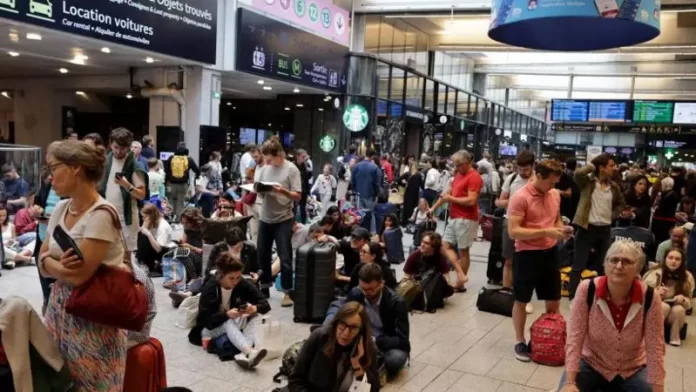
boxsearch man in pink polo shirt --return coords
[507,159,570,362]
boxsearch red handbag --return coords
[242,191,257,205]
[65,204,148,331]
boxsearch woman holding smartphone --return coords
[38,140,129,391]
[289,301,380,392]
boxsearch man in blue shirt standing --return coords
[2,164,28,213]
[351,150,381,233]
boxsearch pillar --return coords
[183,67,222,164]
[13,85,71,149]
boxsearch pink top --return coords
[507,182,560,251]
[566,278,665,386]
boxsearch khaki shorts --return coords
[442,218,478,250]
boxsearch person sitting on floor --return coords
[336,227,371,286]
[289,301,380,392]
[0,206,34,269]
[345,263,410,377]
[350,241,397,290]
[403,231,455,299]
[643,247,694,347]
[137,203,175,275]
[13,191,38,246]
[379,213,405,264]
[655,225,686,264]
[188,253,270,369]
[207,226,261,281]
[326,206,350,239]
[211,193,238,219]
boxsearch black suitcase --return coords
[486,215,505,283]
[293,242,337,323]
[476,287,514,317]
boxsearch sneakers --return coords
[281,294,294,307]
[3,261,15,270]
[525,303,534,314]
[514,342,531,362]
[669,340,682,347]
[235,349,268,369]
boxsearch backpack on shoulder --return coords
[528,313,566,366]
[170,156,189,180]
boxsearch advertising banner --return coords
[0,0,217,64]
[236,8,348,93]
[251,0,349,46]
[488,0,660,51]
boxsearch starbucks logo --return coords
[343,104,369,132]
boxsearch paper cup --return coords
[202,337,211,350]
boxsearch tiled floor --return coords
[1,238,694,392]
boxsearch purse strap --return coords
[91,203,132,267]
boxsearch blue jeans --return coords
[359,197,376,233]
[258,218,294,291]
[17,232,36,247]
[383,349,408,376]
[558,359,650,392]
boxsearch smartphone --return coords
[115,172,125,180]
[617,0,641,20]
[239,303,249,311]
[52,225,84,260]
[595,0,619,18]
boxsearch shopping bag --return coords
[175,294,200,329]
[162,255,186,291]
[349,375,371,392]
[260,317,284,360]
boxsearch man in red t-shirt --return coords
[431,150,483,291]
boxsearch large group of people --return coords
[1,126,695,392]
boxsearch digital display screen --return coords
[588,101,628,122]
[633,101,674,123]
[240,128,256,145]
[257,129,267,145]
[673,102,696,124]
[283,133,294,147]
[159,152,174,161]
[551,100,588,122]
[499,144,518,156]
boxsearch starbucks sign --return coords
[343,104,369,132]
[319,135,337,152]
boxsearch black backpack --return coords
[272,340,305,383]
[586,279,654,333]
[411,269,448,313]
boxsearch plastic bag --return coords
[260,317,284,360]
[175,294,200,329]
[162,255,186,291]
[349,376,371,392]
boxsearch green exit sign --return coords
[213,91,222,99]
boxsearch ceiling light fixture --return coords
[75,91,86,96]
[70,54,88,65]
[226,102,231,106]
[257,80,264,85]
[263,86,272,90]
[233,106,236,110]
[296,103,304,107]
[285,107,290,111]
[0,92,9,99]
[8,32,18,42]
[7,51,19,57]
[145,57,155,63]
[59,68,69,74]
[318,108,324,111]
[101,47,111,54]
[26,33,42,40]
[126,93,133,99]
[293,88,300,93]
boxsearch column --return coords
[13,84,71,149]
[183,67,222,164]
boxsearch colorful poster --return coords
[251,0,350,46]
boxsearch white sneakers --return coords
[235,348,268,369]
[669,340,682,347]
[525,303,534,314]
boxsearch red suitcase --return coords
[124,337,167,392]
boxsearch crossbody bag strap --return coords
[92,204,131,266]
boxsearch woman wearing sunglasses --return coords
[559,240,665,392]
[288,301,380,392]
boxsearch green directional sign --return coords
[343,104,369,132]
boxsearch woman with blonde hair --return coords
[136,203,174,274]
[559,239,665,392]
[38,140,130,391]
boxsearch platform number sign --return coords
[309,2,319,22]
[343,104,369,132]
[294,0,306,17]
[321,8,331,28]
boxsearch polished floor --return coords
[1,238,694,392]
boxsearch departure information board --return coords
[588,101,628,122]
[551,100,588,122]
[673,102,696,124]
[633,101,674,123]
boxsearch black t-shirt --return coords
[556,172,579,220]
[672,175,686,197]
[338,240,361,277]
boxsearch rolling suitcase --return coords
[294,242,337,323]
[383,228,405,264]
[487,214,505,283]
[374,202,397,234]
[124,337,167,392]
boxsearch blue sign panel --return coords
[588,101,628,122]
[236,8,348,93]
[551,100,588,122]
[488,0,660,51]
[0,0,217,64]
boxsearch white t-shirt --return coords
[105,157,146,251]
[46,198,124,269]
[239,152,254,178]
[588,183,613,225]
[257,160,302,223]
[502,173,532,198]
[220,287,233,312]
[425,168,441,191]
[145,219,173,248]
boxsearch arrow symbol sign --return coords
[260,28,266,36]
[341,76,346,85]
[337,18,343,29]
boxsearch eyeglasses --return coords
[47,162,65,173]
[359,249,370,255]
[607,257,637,267]
[337,320,361,335]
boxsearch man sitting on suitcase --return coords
[345,263,410,377]
[507,159,571,362]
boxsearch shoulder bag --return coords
[65,204,148,331]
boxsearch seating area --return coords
[1,235,694,392]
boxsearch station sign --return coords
[236,8,348,93]
[0,0,217,64]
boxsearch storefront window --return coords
[405,73,423,108]
[424,80,435,112]
[391,68,405,104]
[446,89,456,115]
[469,97,478,121]
[476,99,487,123]
[437,83,447,114]
[456,92,470,118]
[391,20,406,66]
[378,62,390,101]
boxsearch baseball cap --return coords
[350,227,370,241]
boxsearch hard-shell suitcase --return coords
[124,337,167,392]
[487,215,505,283]
[374,202,397,234]
[383,228,405,264]
[294,242,337,323]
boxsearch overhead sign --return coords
[673,102,696,124]
[551,100,588,122]
[0,0,217,64]
[236,8,348,93]
[251,0,350,46]
[343,104,368,132]
[319,134,336,152]
[634,101,673,123]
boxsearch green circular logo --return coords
[292,59,302,76]
[294,0,306,17]
[321,8,331,28]
[308,2,319,22]
[319,135,336,152]
[343,104,369,132]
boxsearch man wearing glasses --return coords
[507,159,570,362]
[346,263,410,377]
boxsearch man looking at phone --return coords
[99,128,147,254]
[345,264,410,377]
[507,159,569,362]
